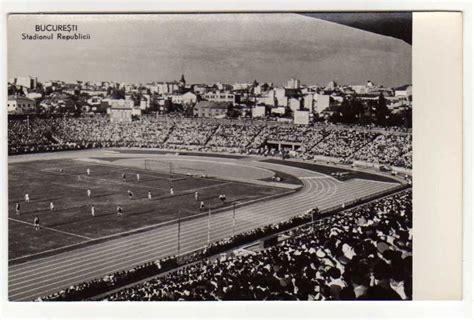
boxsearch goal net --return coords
[144,160,173,174]
[144,160,207,178]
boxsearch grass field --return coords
[8,158,287,260]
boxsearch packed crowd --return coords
[55,116,174,148]
[36,257,179,301]
[207,123,264,150]
[8,118,56,153]
[165,120,218,146]
[265,125,309,143]
[353,134,412,168]
[310,129,378,159]
[8,116,412,168]
[103,190,412,301]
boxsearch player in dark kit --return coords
[33,216,40,230]
[122,173,126,181]
[128,190,134,199]
[15,202,20,215]
[117,205,123,216]
[219,194,226,203]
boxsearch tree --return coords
[227,105,241,118]
[374,92,390,125]
[329,95,364,124]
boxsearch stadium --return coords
[8,115,412,301]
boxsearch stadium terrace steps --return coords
[203,124,222,146]
[161,123,175,144]
[343,133,381,162]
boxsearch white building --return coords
[157,82,180,95]
[7,95,36,114]
[252,105,266,118]
[82,89,108,97]
[14,76,37,89]
[108,99,135,122]
[289,97,301,112]
[303,93,316,112]
[271,106,286,115]
[351,85,369,94]
[314,94,331,114]
[26,92,42,100]
[254,83,271,95]
[274,88,288,107]
[326,81,338,91]
[204,91,235,103]
[232,82,252,90]
[395,85,412,98]
[294,110,310,125]
[287,78,301,89]
[182,92,198,105]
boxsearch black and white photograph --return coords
[5,11,438,303]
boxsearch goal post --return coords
[144,159,207,178]
[144,159,173,174]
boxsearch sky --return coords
[8,13,412,87]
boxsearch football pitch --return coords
[8,158,288,260]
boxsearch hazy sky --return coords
[8,14,411,87]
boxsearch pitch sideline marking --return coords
[8,182,291,265]
[10,182,400,300]
[8,218,93,241]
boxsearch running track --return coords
[8,161,399,301]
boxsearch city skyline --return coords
[8,13,411,87]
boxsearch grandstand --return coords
[8,115,413,169]
[7,115,412,301]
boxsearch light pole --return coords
[232,202,236,237]
[177,210,181,256]
[26,115,30,138]
[207,205,211,245]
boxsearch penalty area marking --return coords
[9,218,93,241]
